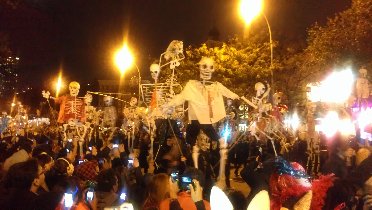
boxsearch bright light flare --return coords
[317,111,355,137]
[239,0,263,25]
[114,44,134,75]
[284,112,300,132]
[55,73,63,97]
[307,68,354,103]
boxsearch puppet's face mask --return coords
[69,82,80,97]
[84,94,92,105]
[150,64,161,81]
[129,97,138,107]
[103,96,113,106]
[255,82,266,96]
[199,57,215,81]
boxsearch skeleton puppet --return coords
[123,97,140,151]
[253,82,272,115]
[164,57,239,188]
[42,81,85,124]
[102,96,117,128]
[356,67,369,107]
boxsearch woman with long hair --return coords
[142,173,170,210]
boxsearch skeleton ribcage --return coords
[140,81,183,107]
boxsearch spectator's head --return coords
[54,158,74,176]
[96,169,118,193]
[36,153,54,172]
[98,154,112,170]
[226,189,247,210]
[75,160,99,181]
[146,173,170,203]
[5,158,42,191]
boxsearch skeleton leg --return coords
[192,145,200,169]
[217,138,228,189]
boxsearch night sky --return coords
[0,0,350,89]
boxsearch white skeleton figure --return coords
[102,96,117,128]
[356,67,369,107]
[123,97,140,152]
[164,56,239,189]
[199,57,215,83]
[150,63,161,82]
[252,82,272,115]
[141,42,183,114]
[84,93,96,123]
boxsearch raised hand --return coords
[42,90,50,99]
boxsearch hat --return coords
[75,160,98,181]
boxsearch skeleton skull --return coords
[69,81,80,97]
[359,67,368,78]
[273,92,283,106]
[198,57,215,81]
[255,82,266,97]
[150,63,161,81]
[103,96,113,106]
[129,97,138,107]
[84,93,93,106]
[67,118,77,129]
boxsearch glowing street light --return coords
[239,0,274,89]
[239,0,263,26]
[114,44,134,75]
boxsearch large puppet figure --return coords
[42,81,85,124]
[101,96,117,128]
[123,97,140,152]
[356,67,369,108]
[164,57,239,187]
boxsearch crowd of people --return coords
[0,106,371,210]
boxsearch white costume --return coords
[167,80,239,124]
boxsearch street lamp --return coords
[114,44,134,75]
[114,44,142,99]
[239,0,274,89]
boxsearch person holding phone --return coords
[159,168,210,210]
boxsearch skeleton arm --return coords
[217,82,240,99]
[261,83,271,100]
[241,96,258,109]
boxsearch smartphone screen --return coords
[128,159,133,168]
[181,176,192,190]
[171,172,179,182]
[120,192,126,200]
[88,146,92,150]
[64,193,73,208]
[86,190,94,201]
[113,144,119,148]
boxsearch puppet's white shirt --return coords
[167,80,239,124]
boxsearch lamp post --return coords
[114,44,141,100]
[239,0,274,89]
